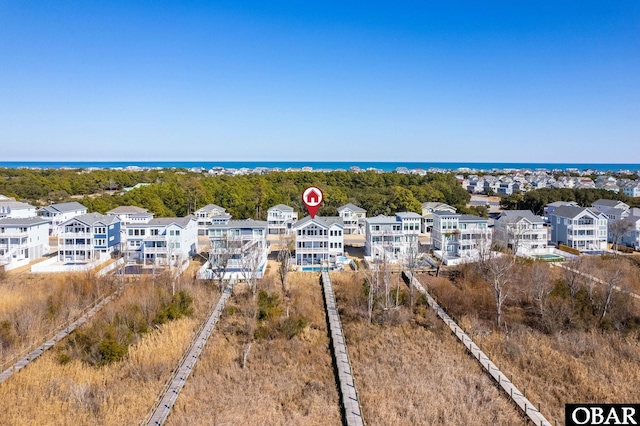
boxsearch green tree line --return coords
[0,168,473,219]
[500,187,640,215]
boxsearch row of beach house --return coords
[1,194,639,273]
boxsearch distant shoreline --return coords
[1,161,640,173]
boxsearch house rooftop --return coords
[41,202,87,213]
[144,216,196,228]
[546,201,578,208]
[293,216,343,228]
[365,215,401,225]
[592,199,629,209]
[337,203,366,213]
[0,217,49,226]
[497,210,544,223]
[106,205,149,214]
[396,212,422,219]
[66,213,119,226]
[0,201,35,210]
[432,210,461,217]
[551,206,601,219]
[269,204,294,212]
[196,204,226,213]
[422,202,455,211]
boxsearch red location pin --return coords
[302,186,323,219]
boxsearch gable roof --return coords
[196,204,226,213]
[546,201,578,208]
[293,216,343,229]
[268,204,294,212]
[551,206,603,220]
[459,214,488,223]
[422,202,455,211]
[396,212,422,219]
[144,215,196,228]
[65,213,119,227]
[106,205,149,215]
[0,217,49,226]
[41,202,87,213]
[497,210,544,224]
[365,215,401,225]
[592,199,628,209]
[0,201,36,210]
[337,203,366,213]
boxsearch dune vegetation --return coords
[0,272,218,426]
[167,272,341,426]
[420,255,640,424]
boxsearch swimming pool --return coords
[532,254,564,262]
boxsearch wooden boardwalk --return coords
[320,271,364,426]
[551,263,640,300]
[404,272,552,426]
[0,290,121,384]
[144,281,234,426]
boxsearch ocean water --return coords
[0,161,639,173]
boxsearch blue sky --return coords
[1,1,638,162]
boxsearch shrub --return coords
[257,291,282,321]
[153,291,194,325]
[279,315,308,339]
[98,337,128,365]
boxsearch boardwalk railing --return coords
[403,272,552,426]
[551,263,640,301]
[320,271,365,426]
[0,282,127,384]
[143,280,235,426]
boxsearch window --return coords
[128,229,133,236]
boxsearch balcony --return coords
[296,234,330,241]
[59,231,93,238]
[143,235,168,242]
[0,230,28,238]
[568,224,596,231]
[140,246,169,254]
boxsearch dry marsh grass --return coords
[420,258,640,425]
[331,272,524,425]
[0,274,218,426]
[167,273,341,426]
[0,272,113,366]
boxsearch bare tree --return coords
[596,260,627,322]
[277,234,293,296]
[477,253,516,328]
[609,219,633,257]
[499,217,534,255]
[209,233,234,291]
[362,257,380,324]
[241,241,262,298]
[381,231,396,320]
[405,233,419,306]
[528,260,553,318]
[562,257,584,308]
